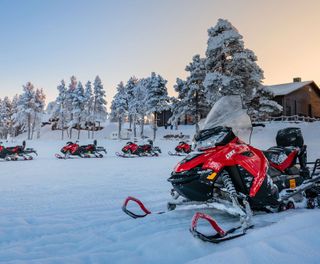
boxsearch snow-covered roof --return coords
[264,81,314,96]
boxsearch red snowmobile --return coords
[55,140,107,159]
[121,96,320,243]
[116,140,161,158]
[0,141,37,161]
[168,141,192,156]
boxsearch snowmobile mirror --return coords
[93,139,97,146]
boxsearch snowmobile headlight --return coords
[206,172,217,181]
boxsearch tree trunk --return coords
[92,121,95,139]
[118,117,122,139]
[31,113,36,140]
[153,112,157,141]
[27,114,31,140]
[195,91,200,133]
[129,115,132,130]
[37,123,40,139]
[77,124,80,140]
[140,117,144,138]
[133,116,137,138]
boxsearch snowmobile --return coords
[116,140,161,158]
[55,140,107,159]
[168,141,192,156]
[0,141,37,161]
[121,96,320,243]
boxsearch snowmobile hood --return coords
[174,146,225,174]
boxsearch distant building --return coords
[265,78,320,117]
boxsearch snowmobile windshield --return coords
[195,126,235,150]
[198,95,252,145]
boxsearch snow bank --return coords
[0,121,319,263]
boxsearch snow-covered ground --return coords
[0,122,320,263]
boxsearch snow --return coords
[0,122,320,263]
[265,81,313,96]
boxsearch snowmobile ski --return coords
[122,196,165,218]
[190,212,253,243]
[168,151,188,157]
[116,152,159,158]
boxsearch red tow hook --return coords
[191,212,226,238]
[122,196,152,219]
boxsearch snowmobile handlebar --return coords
[122,196,151,219]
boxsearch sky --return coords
[0,0,319,105]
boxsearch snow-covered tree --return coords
[92,75,107,138]
[169,78,187,126]
[0,98,5,138]
[0,97,14,138]
[84,81,94,138]
[132,78,148,137]
[66,76,78,138]
[248,86,282,119]
[11,95,21,137]
[204,19,264,106]
[52,80,68,139]
[110,81,128,139]
[170,55,208,132]
[15,82,36,140]
[72,82,86,139]
[32,88,46,139]
[145,72,169,140]
[125,76,139,130]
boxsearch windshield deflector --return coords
[200,95,252,144]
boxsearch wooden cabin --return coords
[265,79,320,118]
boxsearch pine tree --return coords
[145,72,169,140]
[110,81,128,139]
[66,76,77,138]
[84,81,94,138]
[170,55,207,132]
[248,86,282,119]
[72,82,86,139]
[0,98,5,139]
[169,78,187,126]
[15,82,36,140]
[53,80,68,139]
[132,78,148,137]
[33,88,46,139]
[92,75,107,138]
[204,19,264,106]
[125,76,139,131]
[11,95,20,137]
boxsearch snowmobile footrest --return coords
[190,212,251,243]
[122,196,151,219]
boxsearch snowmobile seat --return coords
[263,146,298,164]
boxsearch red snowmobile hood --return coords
[173,137,269,198]
[174,146,226,173]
